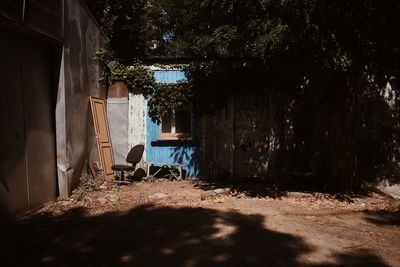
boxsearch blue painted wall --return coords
[153,70,186,83]
[146,69,200,178]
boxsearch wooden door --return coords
[90,97,115,180]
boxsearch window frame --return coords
[160,109,192,140]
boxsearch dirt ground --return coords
[1,179,399,267]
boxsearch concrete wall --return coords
[56,0,107,198]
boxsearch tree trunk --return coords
[327,72,359,192]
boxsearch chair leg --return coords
[120,171,125,181]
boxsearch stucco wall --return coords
[56,0,107,198]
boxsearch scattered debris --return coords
[312,193,332,201]
[94,194,120,205]
[334,194,354,204]
[84,196,93,204]
[107,194,120,203]
[286,192,313,199]
[148,192,168,201]
[143,176,156,183]
[71,174,106,201]
[213,188,230,194]
[99,182,108,190]
[137,195,148,204]
[97,197,107,205]
[136,192,168,204]
[89,162,102,179]
[39,180,399,218]
[61,200,73,206]
[201,188,229,200]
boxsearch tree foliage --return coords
[88,0,400,191]
[96,49,192,122]
[85,0,161,63]
[147,82,193,122]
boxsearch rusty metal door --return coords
[90,97,115,180]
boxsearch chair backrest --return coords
[126,144,145,164]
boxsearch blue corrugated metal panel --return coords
[153,70,187,84]
[146,69,200,178]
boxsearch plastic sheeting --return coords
[107,98,129,165]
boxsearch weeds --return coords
[71,174,105,201]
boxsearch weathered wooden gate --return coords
[234,94,271,177]
[201,94,275,179]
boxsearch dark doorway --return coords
[0,27,58,215]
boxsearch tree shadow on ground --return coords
[363,210,400,226]
[0,205,386,266]
[0,204,389,267]
[312,249,391,267]
[194,178,288,198]
[193,176,379,200]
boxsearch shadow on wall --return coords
[205,79,400,191]
[0,204,389,267]
[170,145,200,178]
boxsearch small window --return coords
[160,108,192,139]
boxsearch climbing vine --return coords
[96,49,155,96]
[97,48,272,122]
[96,49,194,122]
[148,82,194,122]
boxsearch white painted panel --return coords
[128,93,147,162]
